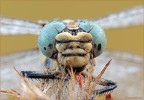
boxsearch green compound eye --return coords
[38,21,65,57]
[79,21,107,57]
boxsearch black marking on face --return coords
[62,53,86,57]
[64,45,73,50]
[63,45,84,51]
[77,46,84,50]
[98,44,101,51]
[62,27,85,35]
[56,40,91,43]
[50,53,58,59]
[40,23,46,27]
[77,46,81,48]
[48,44,53,49]
[94,44,97,48]
[44,47,46,50]
[63,65,86,73]
[72,66,86,73]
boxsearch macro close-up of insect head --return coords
[0,0,144,100]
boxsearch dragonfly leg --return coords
[95,78,117,94]
[21,71,61,79]
[81,71,117,99]
[91,78,117,100]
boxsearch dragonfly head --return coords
[38,20,106,73]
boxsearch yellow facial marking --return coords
[55,32,92,42]
[58,53,90,68]
[56,42,92,53]
[62,48,87,55]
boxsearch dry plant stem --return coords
[69,80,74,100]
[56,64,68,99]
[0,60,113,100]
[89,59,112,98]
[57,71,65,99]
[87,59,95,91]
[67,60,76,100]
[0,89,21,98]
[44,67,49,74]
[13,67,37,96]
[13,67,48,99]
[67,60,76,85]
[84,59,95,99]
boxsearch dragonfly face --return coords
[38,21,106,72]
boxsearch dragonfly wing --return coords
[94,5,144,29]
[1,5,143,35]
[0,17,42,35]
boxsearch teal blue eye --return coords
[38,21,65,57]
[79,21,106,57]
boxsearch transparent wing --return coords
[0,5,143,35]
[0,17,43,35]
[94,5,144,29]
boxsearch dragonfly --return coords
[0,5,143,99]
